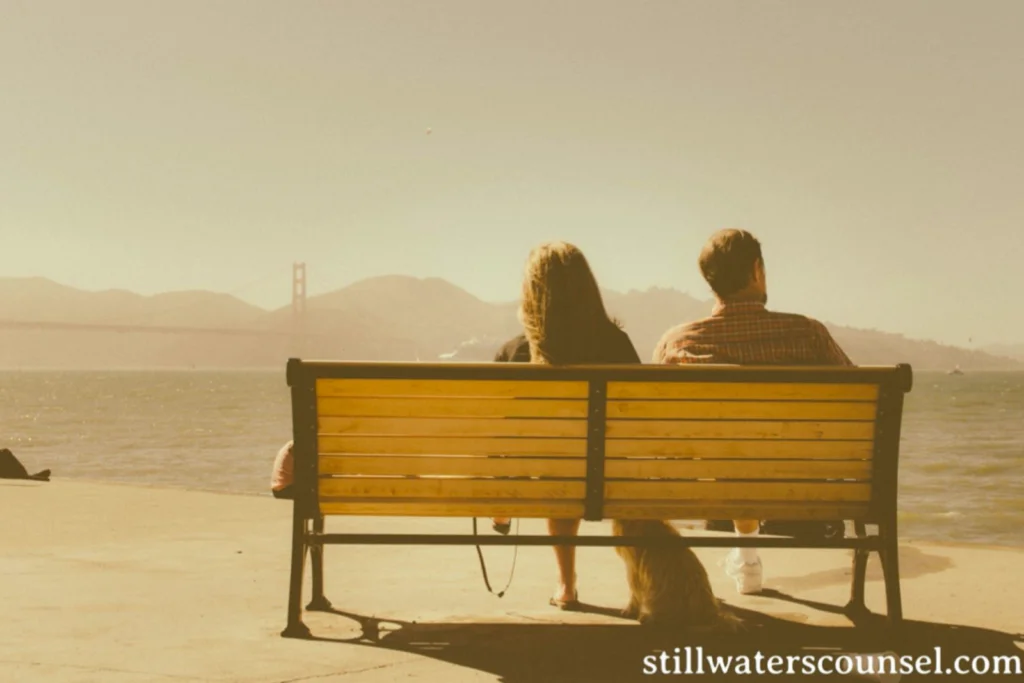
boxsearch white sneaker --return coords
[722,549,763,595]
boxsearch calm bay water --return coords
[2,369,1022,547]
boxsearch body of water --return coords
[2,369,1021,547]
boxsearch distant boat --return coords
[948,365,964,375]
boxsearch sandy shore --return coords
[1,480,1020,682]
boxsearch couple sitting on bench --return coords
[488,229,853,608]
[272,228,855,609]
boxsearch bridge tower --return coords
[291,262,307,357]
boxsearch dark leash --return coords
[472,518,520,597]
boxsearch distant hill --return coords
[0,275,1020,370]
[0,277,264,327]
[0,277,274,368]
[602,287,713,361]
[259,275,521,360]
[983,343,1024,362]
[825,325,1019,369]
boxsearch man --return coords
[653,229,852,595]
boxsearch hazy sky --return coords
[2,1,1022,346]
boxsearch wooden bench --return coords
[281,358,913,638]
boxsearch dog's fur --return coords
[612,519,742,632]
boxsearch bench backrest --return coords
[287,360,912,523]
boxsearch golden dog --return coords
[612,519,742,631]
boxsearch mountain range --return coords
[0,276,1020,370]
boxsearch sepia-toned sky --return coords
[2,1,1022,346]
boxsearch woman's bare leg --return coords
[548,518,582,602]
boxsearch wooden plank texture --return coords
[605,481,871,502]
[604,439,874,460]
[319,416,587,438]
[607,382,879,401]
[604,458,871,481]
[317,378,588,399]
[319,477,585,500]
[602,501,871,521]
[318,435,586,457]
[607,400,877,421]
[320,499,585,518]
[605,420,874,440]
[320,454,585,478]
[318,396,587,419]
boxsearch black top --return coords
[493,327,641,365]
[493,334,532,363]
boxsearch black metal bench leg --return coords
[281,505,311,638]
[307,515,332,611]
[879,520,903,629]
[844,522,870,618]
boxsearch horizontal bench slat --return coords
[315,499,869,521]
[320,455,586,478]
[607,400,877,421]
[319,477,585,500]
[605,481,871,502]
[319,416,587,438]
[608,382,879,401]
[319,499,585,518]
[318,435,587,457]
[604,458,871,481]
[317,378,588,399]
[604,439,874,459]
[602,501,871,521]
[318,397,588,419]
[605,420,874,440]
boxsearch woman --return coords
[495,241,641,609]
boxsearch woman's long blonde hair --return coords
[518,241,618,365]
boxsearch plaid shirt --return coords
[653,297,853,366]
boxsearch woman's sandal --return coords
[548,589,580,610]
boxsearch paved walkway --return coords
[1,480,1021,682]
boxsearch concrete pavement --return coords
[1,480,1020,682]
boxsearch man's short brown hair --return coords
[698,229,763,298]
